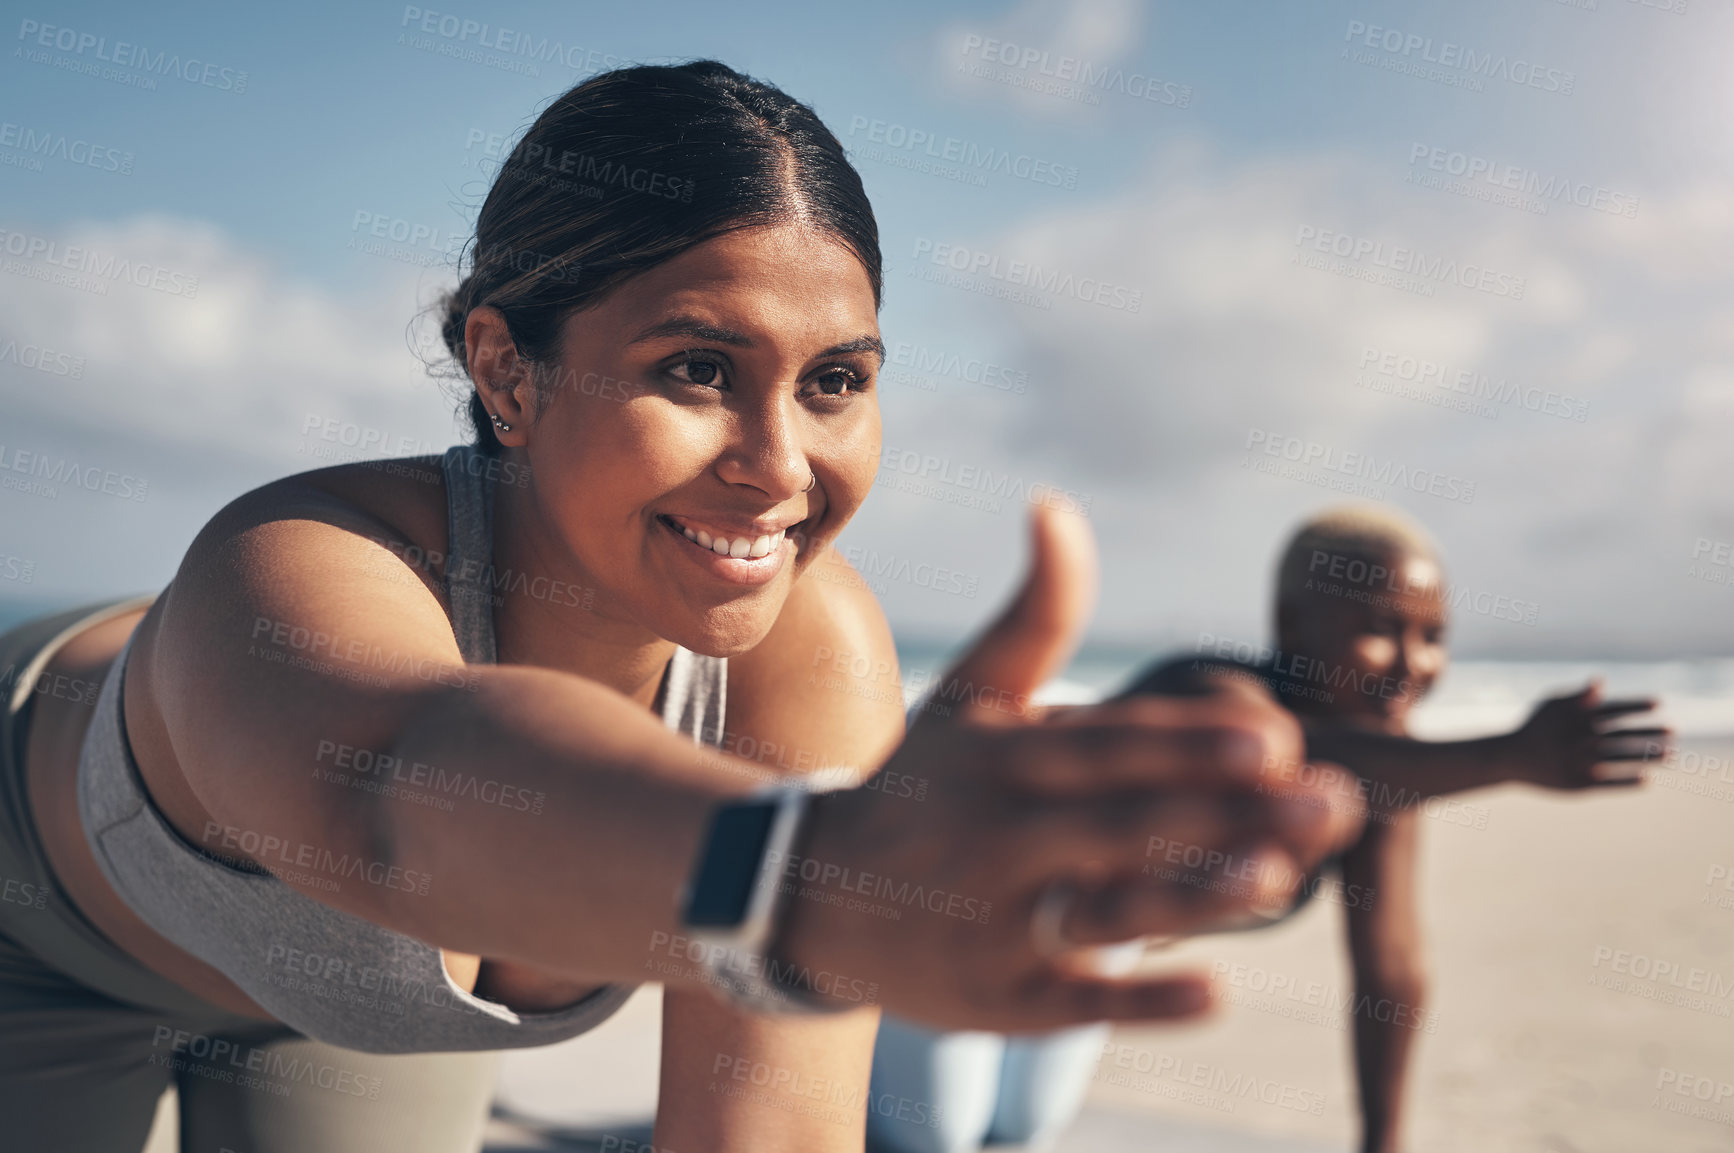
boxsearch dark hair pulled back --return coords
[436,59,883,452]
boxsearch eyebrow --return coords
[627,315,885,365]
[820,335,886,365]
[628,317,753,347]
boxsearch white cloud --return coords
[860,144,1734,655]
[0,216,469,599]
[0,215,463,468]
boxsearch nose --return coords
[715,393,811,500]
[1395,630,1441,694]
[1391,635,1414,680]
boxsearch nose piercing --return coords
[803,473,816,493]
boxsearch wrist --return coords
[759,790,845,979]
[678,784,854,1015]
[1488,732,1534,784]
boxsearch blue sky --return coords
[4,0,1732,657]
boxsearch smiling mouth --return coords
[657,515,789,560]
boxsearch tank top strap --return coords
[438,442,726,745]
[441,444,498,665]
[655,646,728,748]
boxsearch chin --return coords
[663,601,782,659]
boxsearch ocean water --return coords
[896,642,1734,742]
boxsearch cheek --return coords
[817,406,882,516]
[1412,645,1448,681]
[543,393,717,500]
[1350,636,1398,673]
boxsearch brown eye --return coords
[814,367,860,396]
[681,359,719,386]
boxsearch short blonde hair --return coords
[1275,504,1440,607]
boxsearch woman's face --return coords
[509,222,882,657]
[1280,548,1449,729]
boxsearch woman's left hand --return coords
[1504,681,1670,789]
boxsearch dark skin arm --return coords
[1340,809,1426,1153]
[1145,663,1672,806]
[1302,682,1669,801]
[1126,661,1671,1153]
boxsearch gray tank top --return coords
[77,445,727,1053]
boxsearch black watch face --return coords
[684,801,779,927]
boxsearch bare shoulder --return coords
[130,454,467,773]
[724,546,905,776]
[206,455,451,568]
[114,453,487,924]
[157,456,455,619]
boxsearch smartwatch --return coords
[677,783,848,1014]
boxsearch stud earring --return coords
[491,413,513,433]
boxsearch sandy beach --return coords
[1083,735,1734,1151]
[469,737,1734,1152]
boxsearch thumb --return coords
[923,502,1098,727]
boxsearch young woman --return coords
[0,62,1360,1152]
[1121,505,1669,1153]
[872,504,1669,1153]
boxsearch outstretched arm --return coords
[1133,662,1670,803]
[145,486,1356,1031]
[1301,682,1669,802]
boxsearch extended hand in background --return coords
[1507,681,1671,790]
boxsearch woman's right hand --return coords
[777,506,1363,1032]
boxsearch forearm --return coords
[657,989,878,1152]
[367,664,762,986]
[1304,726,1519,802]
[1120,663,1521,803]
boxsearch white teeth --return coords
[672,519,785,561]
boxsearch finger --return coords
[996,720,1274,792]
[923,503,1097,729]
[1061,846,1309,945]
[1007,693,1308,791]
[1595,729,1671,759]
[1592,699,1661,720]
[1046,693,1287,739]
[1026,795,1301,883]
[992,725,1364,861]
[998,788,1355,932]
[1593,750,1667,764]
[1585,766,1648,786]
